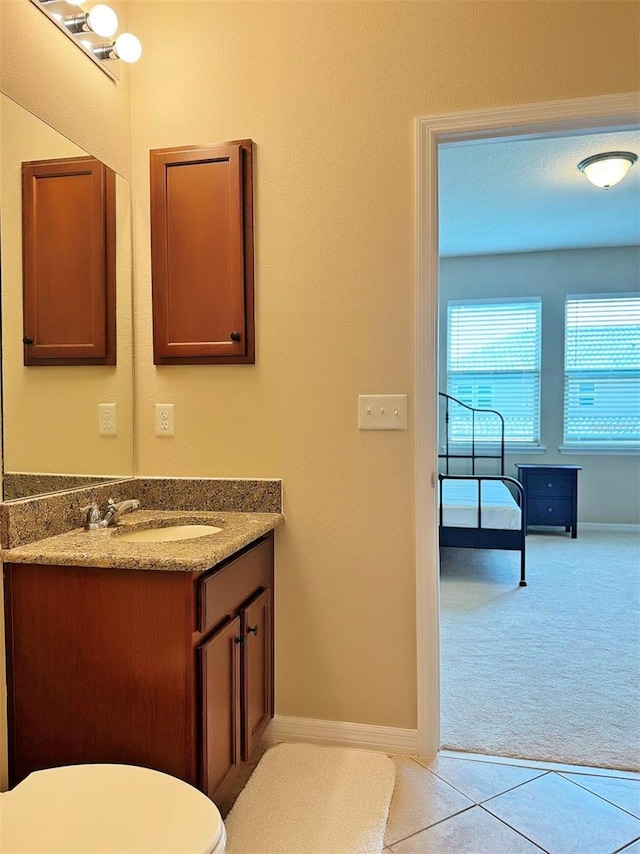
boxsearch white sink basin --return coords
[116,524,223,543]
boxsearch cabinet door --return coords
[199,616,241,801]
[22,157,116,365]
[150,141,254,365]
[241,588,273,761]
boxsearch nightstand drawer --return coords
[527,497,573,526]
[525,472,573,498]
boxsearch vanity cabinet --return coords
[3,532,274,805]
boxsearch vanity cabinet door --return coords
[199,616,242,802]
[21,157,116,365]
[196,533,274,805]
[150,141,254,365]
[241,587,273,761]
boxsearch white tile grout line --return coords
[437,749,640,781]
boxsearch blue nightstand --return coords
[515,464,582,538]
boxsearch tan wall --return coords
[0,0,131,792]
[128,1,640,730]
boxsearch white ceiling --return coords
[438,129,640,257]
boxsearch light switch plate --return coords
[358,394,408,430]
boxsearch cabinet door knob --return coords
[247,625,259,636]
[23,336,34,345]
[230,331,241,342]
[235,635,246,646]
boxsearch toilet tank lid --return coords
[3,763,224,854]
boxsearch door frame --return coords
[414,92,640,757]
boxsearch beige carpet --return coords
[224,743,396,854]
[440,528,640,771]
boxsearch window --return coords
[564,294,640,447]
[447,299,542,444]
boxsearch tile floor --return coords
[384,754,640,854]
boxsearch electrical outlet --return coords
[155,403,175,436]
[358,395,408,430]
[98,403,117,436]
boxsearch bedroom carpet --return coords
[224,742,396,854]
[439,528,640,772]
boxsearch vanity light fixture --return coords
[30,0,143,80]
[577,151,638,190]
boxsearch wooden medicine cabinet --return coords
[150,141,255,365]
[21,156,116,366]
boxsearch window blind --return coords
[447,299,542,444]
[564,294,640,445]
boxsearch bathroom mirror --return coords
[0,94,134,501]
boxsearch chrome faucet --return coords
[82,498,140,530]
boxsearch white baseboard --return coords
[579,522,640,532]
[266,715,418,755]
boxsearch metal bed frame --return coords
[438,392,527,587]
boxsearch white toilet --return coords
[1,763,226,853]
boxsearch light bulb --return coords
[86,4,118,37]
[114,33,143,63]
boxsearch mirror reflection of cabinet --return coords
[0,94,134,501]
[22,156,116,366]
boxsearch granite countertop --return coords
[1,510,284,572]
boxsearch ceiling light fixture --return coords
[577,151,637,190]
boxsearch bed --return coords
[438,392,527,586]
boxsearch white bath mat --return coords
[224,742,396,854]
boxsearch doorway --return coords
[414,92,640,759]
